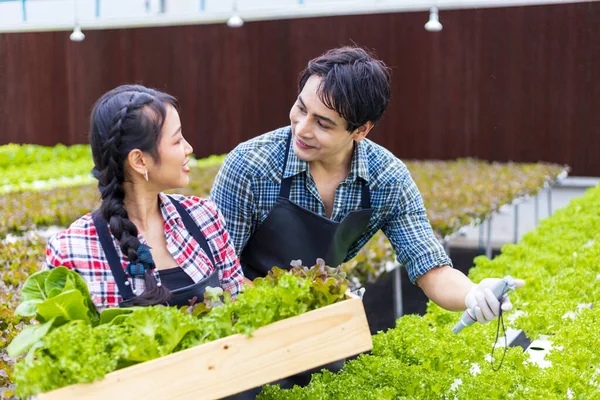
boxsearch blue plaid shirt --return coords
[210,126,451,283]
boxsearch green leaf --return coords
[44,267,69,295]
[47,288,62,298]
[6,318,56,357]
[14,299,43,317]
[35,289,92,324]
[204,286,223,300]
[99,308,136,325]
[63,274,77,291]
[108,314,132,326]
[121,307,202,363]
[18,270,51,303]
[71,274,99,322]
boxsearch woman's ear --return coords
[353,121,375,142]
[127,149,149,177]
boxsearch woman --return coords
[45,84,245,310]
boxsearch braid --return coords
[99,102,141,262]
[91,86,176,306]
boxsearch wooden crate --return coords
[38,295,372,400]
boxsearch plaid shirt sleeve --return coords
[45,235,64,270]
[381,174,452,284]
[210,149,255,256]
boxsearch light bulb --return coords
[227,14,244,28]
[425,7,443,32]
[70,25,85,41]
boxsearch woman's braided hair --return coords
[90,84,178,306]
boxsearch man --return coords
[211,46,523,332]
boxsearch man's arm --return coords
[381,174,454,292]
[381,173,477,311]
[416,265,474,311]
[382,173,524,320]
[210,151,255,257]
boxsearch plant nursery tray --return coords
[37,294,372,400]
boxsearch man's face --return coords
[289,75,365,165]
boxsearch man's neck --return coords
[309,143,355,181]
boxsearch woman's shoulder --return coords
[162,193,219,219]
[46,213,97,262]
[52,213,96,241]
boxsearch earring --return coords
[143,170,149,182]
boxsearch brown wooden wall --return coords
[1,2,599,176]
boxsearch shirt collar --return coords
[158,192,181,231]
[282,130,370,183]
[350,139,370,183]
[282,131,309,179]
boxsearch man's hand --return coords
[464,278,525,324]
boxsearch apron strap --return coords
[92,211,135,300]
[279,132,293,199]
[93,197,216,301]
[360,178,371,209]
[167,196,216,266]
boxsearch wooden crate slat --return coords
[38,296,372,400]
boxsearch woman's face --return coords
[147,105,194,190]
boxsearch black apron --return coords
[92,195,220,308]
[237,132,373,394]
[241,133,373,279]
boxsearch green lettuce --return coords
[8,267,99,357]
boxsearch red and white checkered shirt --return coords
[45,193,244,310]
